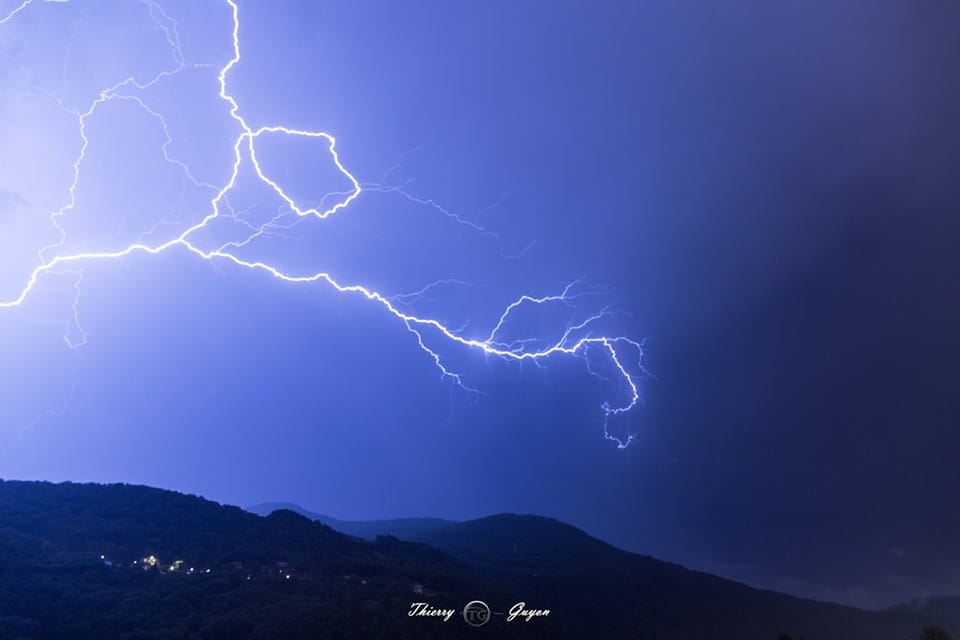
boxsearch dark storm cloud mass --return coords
[625,0,960,606]
[0,0,957,610]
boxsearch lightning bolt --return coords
[0,0,645,447]
[0,0,67,26]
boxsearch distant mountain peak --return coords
[0,480,942,640]
[247,502,458,541]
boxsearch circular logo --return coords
[462,600,491,627]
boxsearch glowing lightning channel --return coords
[0,0,65,26]
[0,0,645,447]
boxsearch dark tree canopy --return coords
[921,626,954,640]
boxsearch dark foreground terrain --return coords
[0,480,953,639]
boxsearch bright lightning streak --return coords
[0,0,66,26]
[0,0,645,447]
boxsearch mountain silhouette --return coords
[254,502,959,639]
[0,480,952,639]
[246,501,455,541]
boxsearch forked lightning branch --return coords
[0,0,645,446]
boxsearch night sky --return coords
[1,0,958,610]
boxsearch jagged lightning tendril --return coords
[0,0,66,26]
[0,0,645,447]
